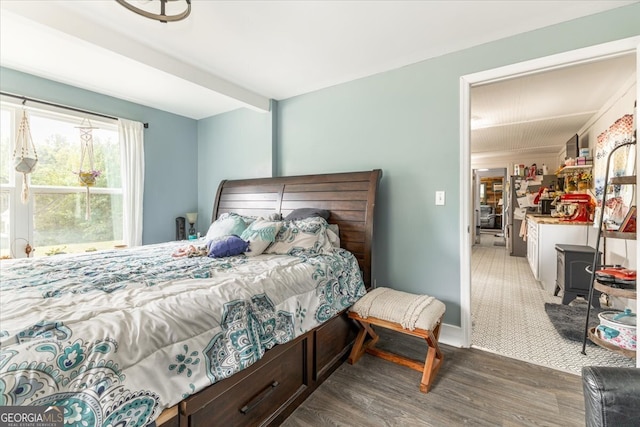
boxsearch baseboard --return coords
[439,323,466,348]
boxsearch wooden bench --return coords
[347,287,446,393]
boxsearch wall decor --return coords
[594,114,635,227]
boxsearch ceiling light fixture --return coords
[115,0,191,23]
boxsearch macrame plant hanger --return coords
[76,118,99,220]
[13,107,38,204]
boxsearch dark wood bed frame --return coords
[157,169,382,427]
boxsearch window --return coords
[1,102,124,258]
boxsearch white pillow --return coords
[240,219,283,256]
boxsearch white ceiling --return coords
[471,54,637,157]
[0,0,637,156]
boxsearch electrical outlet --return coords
[435,191,445,206]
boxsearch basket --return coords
[597,309,636,350]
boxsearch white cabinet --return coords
[526,217,590,293]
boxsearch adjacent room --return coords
[470,55,637,374]
[1,1,639,426]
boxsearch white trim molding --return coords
[636,39,640,369]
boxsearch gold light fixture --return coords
[115,0,191,23]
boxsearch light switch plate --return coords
[435,191,445,206]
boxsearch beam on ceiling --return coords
[2,2,271,112]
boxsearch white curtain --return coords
[118,119,145,247]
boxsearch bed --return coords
[0,169,382,427]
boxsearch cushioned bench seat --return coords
[348,287,446,393]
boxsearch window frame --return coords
[1,98,123,258]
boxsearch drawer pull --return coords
[240,381,279,415]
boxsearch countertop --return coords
[526,213,593,226]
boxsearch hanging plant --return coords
[13,109,39,204]
[76,169,102,187]
[74,118,100,220]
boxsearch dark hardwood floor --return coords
[282,328,585,426]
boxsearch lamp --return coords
[115,0,191,23]
[185,212,198,239]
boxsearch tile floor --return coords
[471,231,635,375]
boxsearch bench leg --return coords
[420,329,444,393]
[348,320,379,365]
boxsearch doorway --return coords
[459,37,640,369]
[473,168,507,246]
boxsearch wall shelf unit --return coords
[602,230,636,240]
[556,165,593,192]
[610,175,637,185]
[593,281,637,300]
[556,164,593,177]
[581,140,636,358]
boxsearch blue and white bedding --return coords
[0,240,365,426]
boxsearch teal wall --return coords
[196,105,274,232]
[273,4,640,325]
[3,4,639,327]
[0,67,198,245]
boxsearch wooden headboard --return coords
[212,169,382,287]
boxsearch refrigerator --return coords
[506,174,557,257]
[506,176,526,257]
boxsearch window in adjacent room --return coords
[0,102,124,258]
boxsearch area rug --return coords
[544,303,607,345]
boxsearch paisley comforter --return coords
[0,240,365,426]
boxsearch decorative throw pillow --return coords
[265,217,334,255]
[240,219,283,256]
[237,212,281,222]
[284,207,330,221]
[205,213,251,241]
[207,235,250,258]
[262,212,283,221]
